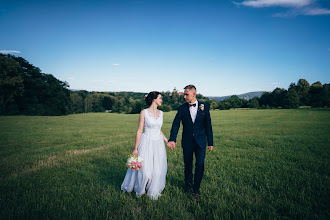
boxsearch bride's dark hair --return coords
[145,91,161,106]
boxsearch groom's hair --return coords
[184,85,196,91]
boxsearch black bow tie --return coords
[189,103,196,108]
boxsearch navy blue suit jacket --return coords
[169,101,213,149]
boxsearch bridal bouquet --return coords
[126,154,143,171]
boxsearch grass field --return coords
[0,109,329,219]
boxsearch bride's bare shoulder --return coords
[140,109,146,116]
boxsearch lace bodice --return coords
[143,109,163,141]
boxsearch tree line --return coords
[0,54,210,115]
[1,54,329,115]
[217,79,330,110]
[69,90,212,114]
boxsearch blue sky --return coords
[1,0,329,96]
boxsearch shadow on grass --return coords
[91,153,188,199]
[92,157,127,189]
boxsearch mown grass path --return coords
[1,109,329,219]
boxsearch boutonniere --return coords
[199,104,204,111]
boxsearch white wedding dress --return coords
[121,109,167,200]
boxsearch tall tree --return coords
[271,88,286,108]
[248,97,260,108]
[131,100,144,114]
[259,92,272,107]
[11,55,71,115]
[321,84,330,107]
[102,95,114,110]
[283,89,299,109]
[296,79,311,106]
[0,55,24,113]
[84,93,94,113]
[91,93,105,112]
[310,81,323,107]
[70,92,84,113]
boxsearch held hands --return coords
[166,142,211,151]
[167,141,176,150]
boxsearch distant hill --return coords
[208,91,266,101]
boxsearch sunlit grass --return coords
[0,109,329,219]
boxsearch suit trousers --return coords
[183,137,206,194]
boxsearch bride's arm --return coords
[160,131,168,143]
[133,110,145,155]
[160,111,168,143]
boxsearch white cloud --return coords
[234,0,314,8]
[273,9,299,17]
[302,7,330,15]
[265,82,280,85]
[234,0,330,16]
[112,64,120,66]
[264,82,281,89]
[0,50,22,54]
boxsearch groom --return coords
[168,85,213,201]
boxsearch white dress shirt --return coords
[189,100,198,123]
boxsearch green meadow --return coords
[0,109,329,219]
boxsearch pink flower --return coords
[137,162,142,168]
[131,166,136,170]
[132,161,137,166]
[126,162,131,167]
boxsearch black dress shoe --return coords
[192,193,200,202]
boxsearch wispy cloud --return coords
[233,0,330,17]
[265,82,280,85]
[0,50,22,54]
[112,64,120,66]
[233,0,314,8]
[302,7,330,15]
[264,82,280,88]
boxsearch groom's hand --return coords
[168,141,176,150]
[208,146,213,152]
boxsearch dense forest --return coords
[218,79,330,110]
[0,54,70,115]
[0,54,329,116]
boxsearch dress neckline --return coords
[145,109,162,120]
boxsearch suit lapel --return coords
[185,103,193,124]
[195,102,203,123]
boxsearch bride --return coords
[121,91,168,200]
